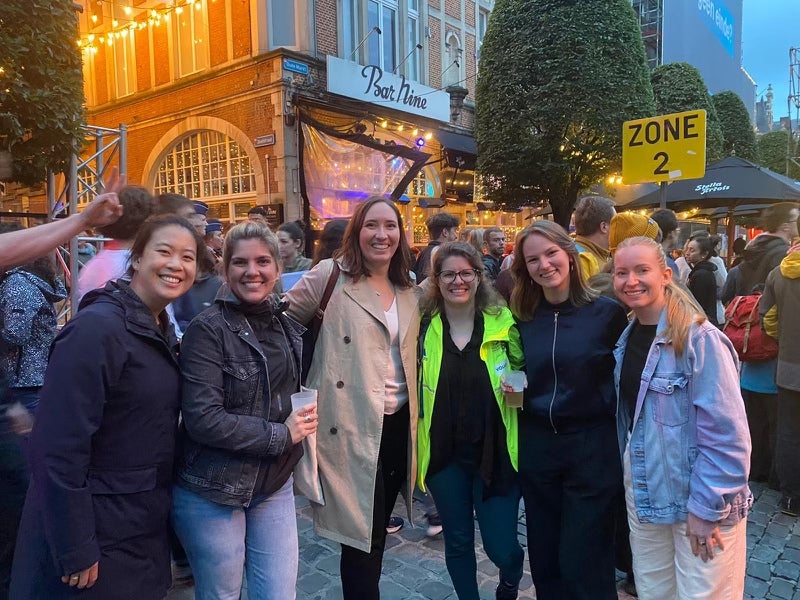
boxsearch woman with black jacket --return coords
[509,221,628,600]
[685,234,720,326]
[10,215,201,598]
[172,221,317,599]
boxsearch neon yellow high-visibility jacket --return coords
[417,307,524,492]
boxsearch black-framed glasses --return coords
[437,269,480,283]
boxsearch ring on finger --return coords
[304,415,311,423]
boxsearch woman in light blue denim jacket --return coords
[612,237,751,599]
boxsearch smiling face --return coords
[613,243,671,323]
[437,255,479,309]
[226,238,280,305]
[277,230,302,262]
[130,224,198,315]
[359,201,400,270]
[521,232,572,302]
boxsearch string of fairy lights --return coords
[77,0,208,54]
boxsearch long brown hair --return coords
[509,220,597,321]
[616,236,705,356]
[420,241,503,317]
[334,196,413,288]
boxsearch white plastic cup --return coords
[291,389,317,412]
[502,370,526,408]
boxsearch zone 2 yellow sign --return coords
[622,109,707,184]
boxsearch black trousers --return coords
[340,404,409,600]
[776,387,800,500]
[519,419,621,600]
[0,421,29,600]
[743,389,779,487]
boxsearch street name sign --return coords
[622,109,707,184]
[283,58,310,75]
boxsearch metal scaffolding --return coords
[631,0,663,70]
[47,124,127,320]
[789,48,800,173]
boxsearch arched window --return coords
[153,130,256,199]
[443,33,463,88]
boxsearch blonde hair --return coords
[510,220,598,321]
[615,236,705,356]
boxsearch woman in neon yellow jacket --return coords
[417,241,525,600]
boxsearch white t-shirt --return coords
[383,297,408,415]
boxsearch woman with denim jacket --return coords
[173,222,317,599]
[510,221,628,600]
[612,237,751,599]
[417,242,525,600]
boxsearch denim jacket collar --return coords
[615,309,671,432]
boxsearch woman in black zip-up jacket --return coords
[172,222,317,599]
[10,215,201,598]
[509,220,628,600]
[684,234,720,326]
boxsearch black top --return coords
[245,304,301,500]
[517,296,628,432]
[620,321,658,432]
[429,313,511,491]
[687,260,719,326]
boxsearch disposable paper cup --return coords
[291,389,317,412]
[502,370,526,409]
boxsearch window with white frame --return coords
[153,131,256,200]
[368,0,397,73]
[172,2,209,77]
[478,8,490,45]
[341,0,421,81]
[111,30,136,98]
[407,0,419,81]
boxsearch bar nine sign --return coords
[326,56,451,123]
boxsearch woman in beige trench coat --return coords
[286,197,419,599]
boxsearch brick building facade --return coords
[11,0,522,242]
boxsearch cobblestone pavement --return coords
[167,481,798,599]
[744,482,800,600]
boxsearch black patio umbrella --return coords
[624,156,800,210]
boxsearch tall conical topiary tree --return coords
[475,0,655,226]
[650,63,724,163]
[712,91,758,161]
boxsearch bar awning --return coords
[435,129,477,171]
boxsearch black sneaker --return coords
[386,516,404,534]
[425,513,443,537]
[495,579,519,600]
[622,573,638,597]
[781,495,799,517]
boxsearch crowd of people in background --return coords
[3,182,799,600]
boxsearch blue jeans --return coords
[171,477,298,600]
[426,461,524,600]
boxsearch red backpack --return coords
[722,293,778,362]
